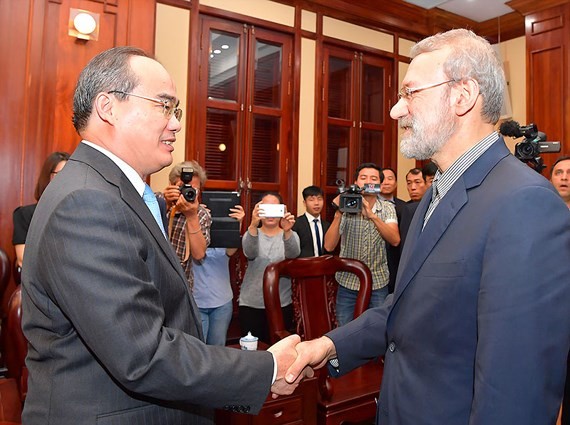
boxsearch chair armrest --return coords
[318,370,334,401]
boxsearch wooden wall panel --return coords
[0,0,155,310]
[526,3,570,174]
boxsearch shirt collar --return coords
[435,131,499,200]
[304,212,320,222]
[81,140,146,196]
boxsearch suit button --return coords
[388,342,396,352]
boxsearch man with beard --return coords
[281,29,570,425]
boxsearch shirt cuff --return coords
[329,357,340,372]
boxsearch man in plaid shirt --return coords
[161,160,211,288]
[324,163,400,326]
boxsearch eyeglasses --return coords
[397,79,456,101]
[108,90,183,121]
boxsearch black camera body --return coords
[336,180,381,214]
[499,120,561,172]
[179,167,197,202]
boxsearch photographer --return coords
[161,160,211,289]
[324,162,400,326]
[239,192,300,344]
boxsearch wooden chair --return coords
[0,249,10,312]
[3,286,27,403]
[263,255,383,425]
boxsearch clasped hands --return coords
[266,334,337,398]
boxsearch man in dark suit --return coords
[284,29,570,425]
[292,185,330,258]
[380,167,407,293]
[21,46,307,425]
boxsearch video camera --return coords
[499,120,560,172]
[336,180,381,214]
[179,167,197,202]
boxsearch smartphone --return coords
[259,203,286,218]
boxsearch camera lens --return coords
[180,185,197,202]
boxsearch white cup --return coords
[240,331,258,350]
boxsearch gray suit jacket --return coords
[22,143,273,425]
[328,137,570,425]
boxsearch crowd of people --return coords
[9,28,569,425]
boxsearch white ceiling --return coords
[403,0,515,22]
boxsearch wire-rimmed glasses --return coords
[108,90,182,121]
[397,79,456,101]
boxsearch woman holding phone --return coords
[238,192,300,344]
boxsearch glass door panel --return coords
[327,56,353,119]
[326,125,350,186]
[204,108,239,181]
[208,31,241,102]
[253,40,282,108]
[360,129,385,166]
[361,63,384,125]
[250,115,280,183]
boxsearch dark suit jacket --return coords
[386,197,407,292]
[292,214,330,258]
[327,138,570,425]
[21,143,273,425]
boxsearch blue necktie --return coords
[313,218,322,256]
[143,184,166,237]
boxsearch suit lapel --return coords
[119,178,188,278]
[72,144,189,287]
[392,137,511,306]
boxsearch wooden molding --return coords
[273,0,526,42]
[507,0,570,16]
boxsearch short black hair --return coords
[355,162,384,183]
[406,168,424,181]
[260,191,283,203]
[422,161,438,178]
[302,185,324,200]
[551,156,570,177]
[382,167,397,180]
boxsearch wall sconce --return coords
[68,8,100,41]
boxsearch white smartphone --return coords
[259,203,286,218]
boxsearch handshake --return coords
[266,334,337,398]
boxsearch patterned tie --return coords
[423,179,440,229]
[143,184,167,237]
[313,218,323,256]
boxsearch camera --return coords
[499,120,560,172]
[179,167,197,202]
[336,180,381,214]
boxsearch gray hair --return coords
[411,29,505,124]
[168,161,207,187]
[72,46,152,133]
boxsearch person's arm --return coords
[14,244,25,268]
[470,186,570,424]
[362,198,400,247]
[324,210,342,252]
[226,205,245,257]
[176,196,209,261]
[247,202,262,237]
[283,229,301,259]
[241,228,259,259]
[162,184,181,213]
